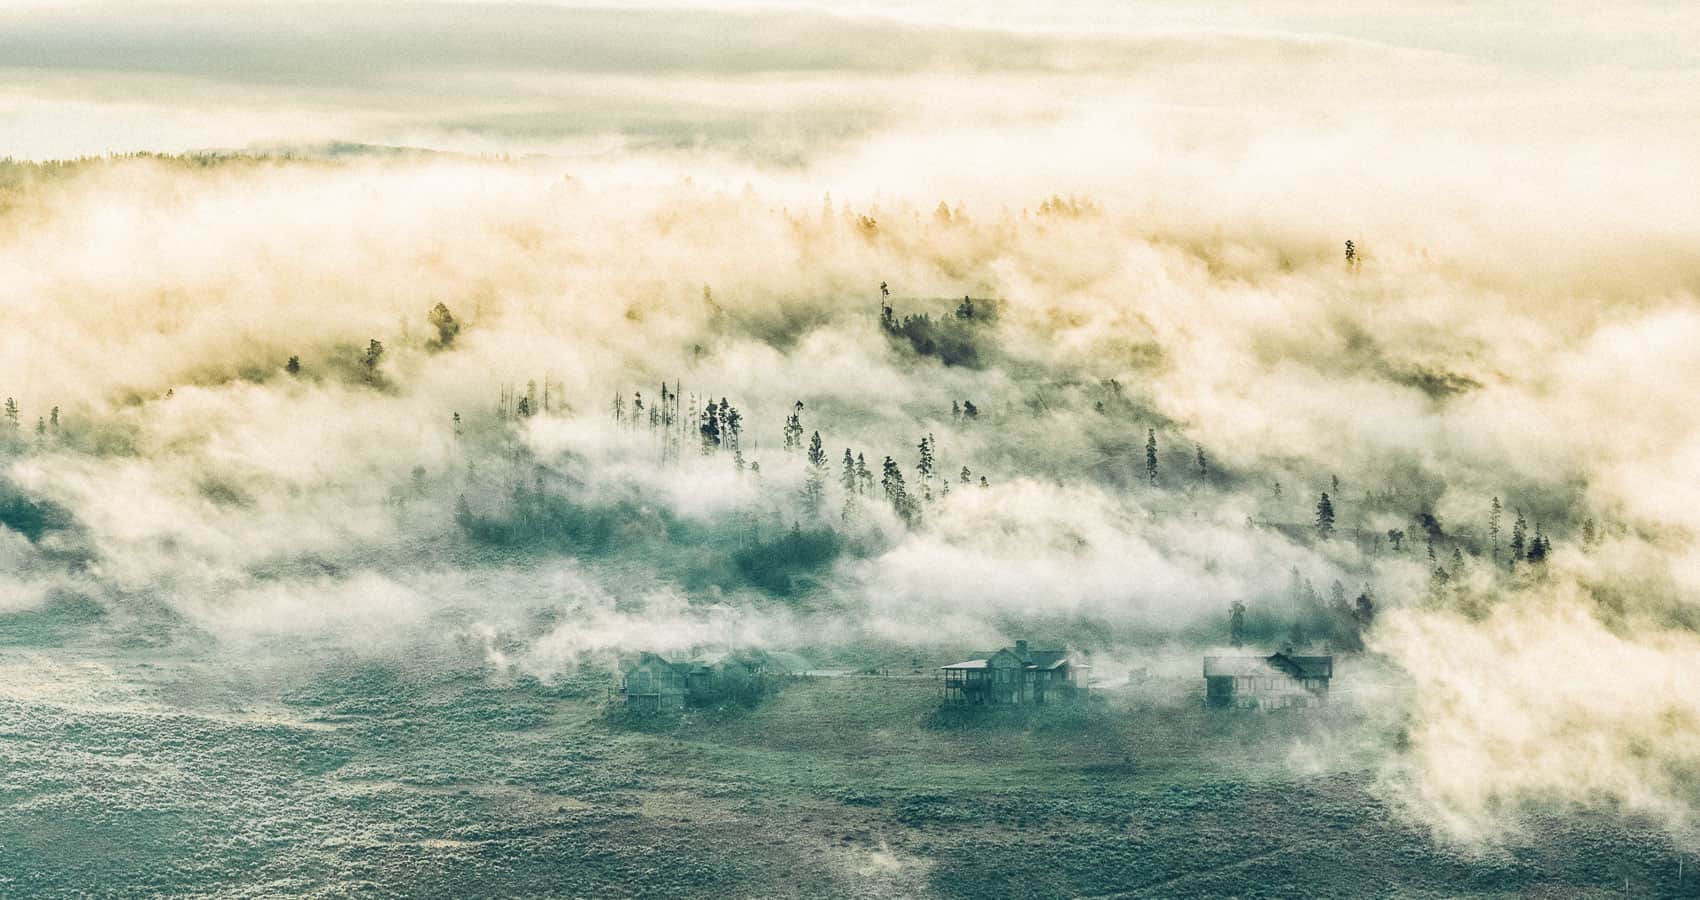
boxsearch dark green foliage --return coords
[0,480,76,542]
[427,302,460,349]
[285,355,301,375]
[1145,428,1158,486]
[782,401,803,453]
[731,524,843,597]
[879,303,987,368]
[1315,492,1335,540]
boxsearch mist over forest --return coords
[2,2,1698,891]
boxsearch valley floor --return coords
[0,650,1690,899]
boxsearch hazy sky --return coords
[4,1,1697,170]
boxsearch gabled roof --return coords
[1203,653,1333,679]
[940,643,1086,671]
[1269,653,1333,679]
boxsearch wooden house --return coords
[621,652,690,711]
[1202,652,1332,709]
[940,640,1088,705]
[620,650,785,711]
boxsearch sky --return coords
[2,0,1699,851]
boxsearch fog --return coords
[1,0,1697,852]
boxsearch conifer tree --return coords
[782,401,804,453]
[363,339,384,376]
[1353,589,1375,629]
[1145,428,1158,486]
[285,355,300,375]
[855,453,873,496]
[881,456,912,523]
[1509,511,1527,567]
[1527,526,1548,563]
[1196,444,1207,479]
[1229,601,1247,648]
[1315,492,1336,539]
[803,431,827,509]
[1489,496,1503,559]
[917,434,935,498]
[699,402,721,453]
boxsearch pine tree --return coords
[803,431,827,510]
[1509,511,1527,567]
[4,397,18,430]
[285,355,300,375]
[855,453,873,496]
[1582,517,1596,546]
[699,402,721,454]
[1145,429,1158,486]
[962,400,978,420]
[1489,496,1503,559]
[917,434,935,498]
[841,449,857,494]
[1229,601,1247,648]
[782,401,804,453]
[1314,492,1336,539]
[723,402,741,451]
[960,466,971,485]
[1527,525,1549,563]
[1196,444,1207,479]
[363,339,384,376]
[1450,546,1465,574]
[48,407,59,431]
[881,456,912,523]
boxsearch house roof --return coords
[1270,653,1333,679]
[940,644,1087,671]
[1203,653,1333,679]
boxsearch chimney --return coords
[1015,640,1028,657]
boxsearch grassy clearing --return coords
[0,659,1691,898]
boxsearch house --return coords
[621,652,690,711]
[1202,652,1333,709]
[940,640,1088,705]
[620,650,787,711]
